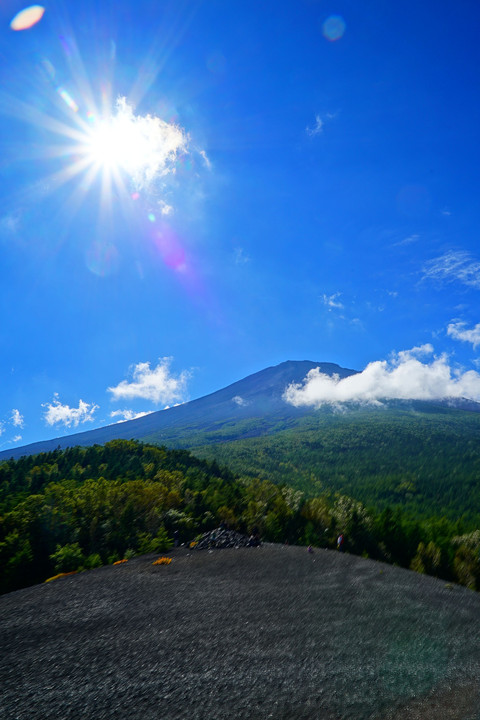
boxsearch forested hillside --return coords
[1,440,480,596]
[189,406,480,524]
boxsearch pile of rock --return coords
[192,527,261,550]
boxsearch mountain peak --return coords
[0,360,358,461]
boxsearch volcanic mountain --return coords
[0,360,357,461]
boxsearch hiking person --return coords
[337,533,344,552]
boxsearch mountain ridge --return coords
[0,360,357,461]
[3,358,480,466]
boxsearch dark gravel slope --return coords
[1,544,480,720]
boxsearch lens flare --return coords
[154,229,186,272]
[10,5,45,31]
[86,240,119,277]
[2,25,207,300]
[59,35,73,56]
[322,15,346,42]
[57,88,79,113]
[40,58,56,81]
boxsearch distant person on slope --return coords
[337,534,344,552]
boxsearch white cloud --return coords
[447,321,480,349]
[393,233,420,247]
[0,214,20,234]
[284,345,480,407]
[108,357,190,405]
[159,200,173,216]
[322,292,344,310]
[232,395,248,407]
[110,409,153,423]
[234,247,250,265]
[43,394,99,428]
[306,114,324,136]
[199,149,212,170]
[0,432,23,449]
[11,408,24,428]
[423,251,480,289]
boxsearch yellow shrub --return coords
[45,571,78,583]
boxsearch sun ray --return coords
[0,15,205,281]
[0,93,83,143]
[127,7,197,109]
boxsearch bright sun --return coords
[14,90,196,220]
[82,97,189,191]
[86,109,148,174]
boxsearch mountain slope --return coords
[190,404,480,522]
[0,360,356,461]
[4,359,480,525]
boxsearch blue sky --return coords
[1,0,480,447]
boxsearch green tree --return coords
[0,531,33,592]
[50,542,85,573]
[410,541,442,576]
[452,531,480,590]
[137,525,172,554]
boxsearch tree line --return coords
[1,439,479,595]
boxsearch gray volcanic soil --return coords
[1,544,480,720]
